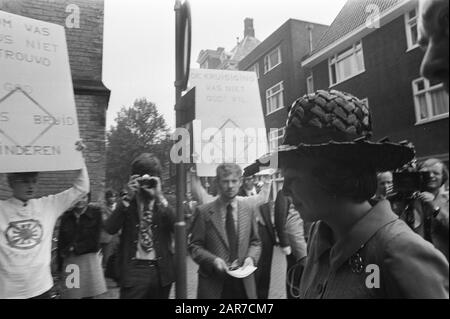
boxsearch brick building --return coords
[301,0,449,164]
[237,19,328,193]
[0,0,110,201]
[238,19,328,152]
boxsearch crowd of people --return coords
[0,0,448,299]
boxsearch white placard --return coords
[189,69,268,176]
[0,10,82,173]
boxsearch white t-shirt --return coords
[0,169,88,299]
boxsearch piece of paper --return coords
[226,265,257,279]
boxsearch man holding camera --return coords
[412,159,449,260]
[105,153,175,299]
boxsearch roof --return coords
[229,35,261,62]
[312,0,402,55]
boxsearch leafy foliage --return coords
[106,98,171,191]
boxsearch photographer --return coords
[104,153,175,299]
[413,159,448,260]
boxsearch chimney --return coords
[244,18,255,38]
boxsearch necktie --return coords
[139,203,154,253]
[226,204,238,262]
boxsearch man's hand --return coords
[242,257,254,269]
[214,257,228,272]
[417,191,436,208]
[281,246,292,255]
[125,174,141,202]
[75,140,86,152]
[152,176,168,207]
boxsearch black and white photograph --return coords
[0,0,448,307]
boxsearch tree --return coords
[106,98,171,191]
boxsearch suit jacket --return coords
[104,199,176,287]
[189,197,262,299]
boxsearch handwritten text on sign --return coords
[0,11,82,173]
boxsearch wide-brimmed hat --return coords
[248,89,415,173]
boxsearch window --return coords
[412,78,449,123]
[329,41,365,85]
[264,46,282,73]
[405,7,419,50]
[266,81,284,114]
[248,63,260,79]
[269,127,286,152]
[306,75,314,94]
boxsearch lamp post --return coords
[174,0,191,299]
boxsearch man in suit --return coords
[189,164,264,299]
[105,153,175,299]
[238,176,258,197]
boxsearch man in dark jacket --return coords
[253,200,276,299]
[105,153,175,299]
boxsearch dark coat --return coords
[274,190,290,248]
[259,203,276,245]
[104,199,176,287]
[57,204,103,267]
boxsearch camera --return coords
[390,171,432,199]
[138,174,158,189]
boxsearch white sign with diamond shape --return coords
[189,69,268,176]
[0,10,82,173]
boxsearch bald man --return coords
[418,0,449,93]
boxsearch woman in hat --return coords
[256,89,448,298]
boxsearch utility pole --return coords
[174,0,191,299]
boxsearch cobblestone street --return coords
[98,246,287,299]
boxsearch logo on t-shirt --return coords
[5,219,43,249]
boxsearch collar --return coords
[218,196,238,209]
[8,197,29,207]
[313,200,398,271]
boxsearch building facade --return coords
[301,0,449,165]
[0,0,110,201]
[197,18,261,70]
[237,19,328,193]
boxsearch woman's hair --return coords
[286,153,377,202]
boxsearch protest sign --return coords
[188,69,268,176]
[0,10,82,173]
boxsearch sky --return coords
[102,0,347,130]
